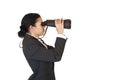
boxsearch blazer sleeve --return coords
[23,37,67,62]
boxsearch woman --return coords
[18,13,67,80]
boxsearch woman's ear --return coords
[29,25,34,31]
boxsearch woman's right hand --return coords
[55,19,64,34]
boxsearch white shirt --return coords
[19,33,67,48]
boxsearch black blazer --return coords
[22,34,67,80]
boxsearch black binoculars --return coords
[41,19,71,29]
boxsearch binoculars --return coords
[41,19,71,29]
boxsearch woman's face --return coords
[31,17,45,37]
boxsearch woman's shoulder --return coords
[23,34,39,45]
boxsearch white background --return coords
[0,0,120,80]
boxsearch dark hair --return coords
[18,13,40,38]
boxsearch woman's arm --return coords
[23,37,67,62]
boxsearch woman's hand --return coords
[55,19,64,34]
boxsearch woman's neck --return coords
[27,32,39,39]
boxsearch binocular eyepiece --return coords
[41,19,71,29]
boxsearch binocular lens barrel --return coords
[41,19,71,29]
